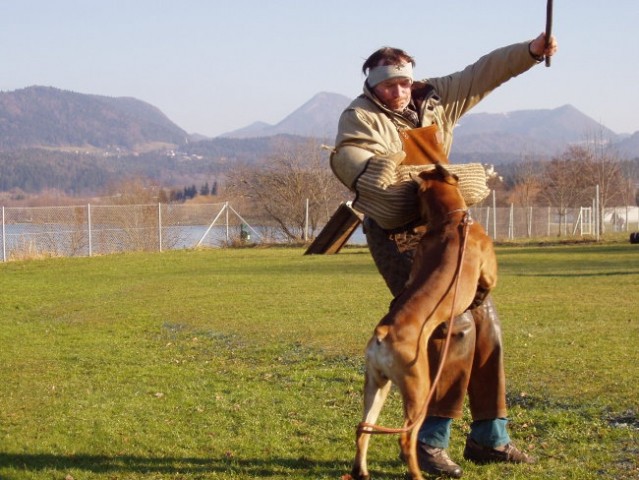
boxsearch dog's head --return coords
[414,163,467,222]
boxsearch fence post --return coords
[595,184,600,241]
[508,203,514,240]
[158,203,162,252]
[225,201,230,244]
[87,204,93,257]
[2,206,5,262]
[492,190,497,239]
[304,198,309,242]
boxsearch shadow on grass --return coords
[512,270,639,278]
[0,453,402,478]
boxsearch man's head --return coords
[362,47,415,112]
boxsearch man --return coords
[331,33,558,478]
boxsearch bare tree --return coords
[507,154,545,237]
[619,158,639,207]
[561,132,625,233]
[541,152,590,236]
[510,154,544,208]
[225,138,347,242]
[104,177,163,204]
[98,177,171,251]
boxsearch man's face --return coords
[373,77,412,112]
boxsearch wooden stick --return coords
[545,0,553,67]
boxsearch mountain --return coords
[2,87,634,159]
[452,105,617,157]
[455,105,613,140]
[220,93,637,160]
[616,131,639,158]
[0,86,637,195]
[219,121,272,138]
[0,86,189,151]
[219,92,351,140]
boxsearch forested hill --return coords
[1,86,637,197]
[0,86,188,150]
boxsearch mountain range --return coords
[218,92,351,140]
[220,92,639,160]
[0,86,188,151]
[0,86,638,194]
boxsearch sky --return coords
[2,0,639,138]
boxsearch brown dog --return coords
[350,163,498,480]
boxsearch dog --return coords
[350,163,498,480]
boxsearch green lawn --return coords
[0,244,637,479]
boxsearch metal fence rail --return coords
[1,201,638,262]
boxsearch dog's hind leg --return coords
[397,374,430,480]
[351,368,392,480]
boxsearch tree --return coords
[540,153,590,236]
[105,177,162,204]
[509,154,543,208]
[506,154,544,237]
[183,185,197,200]
[560,132,625,233]
[225,138,347,241]
[619,159,639,207]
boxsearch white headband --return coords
[367,63,413,87]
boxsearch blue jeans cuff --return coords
[469,418,511,448]
[418,416,452,449]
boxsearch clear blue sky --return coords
[2,0,638,138]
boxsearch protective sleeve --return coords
[353,160,490,230]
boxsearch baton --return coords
[545,0,553,67]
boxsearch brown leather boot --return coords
[463,437,535,464]
[417,442,463,478]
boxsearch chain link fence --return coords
[471,205,638,239]
[2,201,638,262]
[0,202,268,262]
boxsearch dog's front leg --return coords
[470,236,498,309]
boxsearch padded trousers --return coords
[363,217,507,420]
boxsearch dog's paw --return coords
[343,473,369,480]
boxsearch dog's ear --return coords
[411,171,424,189]
[434,163,450,179]
[412,171,432,191]
[445,173,459,186]
[434,163,459,186]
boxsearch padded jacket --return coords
[331,41,541,229]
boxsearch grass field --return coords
[0,243,637,479]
